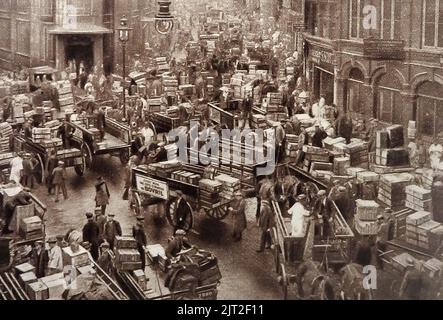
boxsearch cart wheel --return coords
[34,154,45,184]
[131,192,143,217]
[279,263,289,300]
[165,198,194,232]
[204,203,230,220]
[119,149,130,165]
[81,143,93,168]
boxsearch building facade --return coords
[303,0,443,147]
[0,0,156,73]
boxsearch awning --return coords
[48,24,113,35]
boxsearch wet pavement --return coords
[36,154,283,300]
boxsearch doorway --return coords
[65,36,94,74]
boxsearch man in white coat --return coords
[9,152,24,184]
[289,194,311,238]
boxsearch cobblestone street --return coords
[37,155,283,300]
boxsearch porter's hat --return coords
[36,240,44,246]
[86,212,93,219]
[47,237,57,244]
[377,214,384,221]
[317,190,327,197]
[100,241,110,249]
[108,212,115,217]
[297,194,307,201]
[175,229,186,236]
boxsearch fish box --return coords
[357,171,380,183]
[386,125,404,148]
[356,200,380,221]
[19,271,37,287]
[406,211,432,226]
[15,263,35,276]
[116,261,142,271]
[416,220,441,236]
[115,236,138,250]
[116,249,141,263]
[27,280,49,300]
[45,278,67,300]
[20,216,42,233]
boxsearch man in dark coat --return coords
[97,241,115,276]
[174,191,193,232]
[257,193,275,253]
[132,217,147,270]
[336,112,353,144]
[46,149,58,195]
[399,258,424,300]
[229,191,248,241]
[286,90,297,118]
[58,120,75,149]
[312,124,328,148]
[240,93,253,130]
[353,236,373,267]
[95,176,110,216]
[312,190,335,239]
[82,212,100,261]
[52,161,68,202]
[104,213,122,250]
[96,107,106,141]
[32,240,49,278]
[165,229,191,259]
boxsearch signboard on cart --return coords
[135,174,170,200]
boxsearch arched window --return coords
[376,73,402,124]
[346,68,364,114]
[417,81,443,138]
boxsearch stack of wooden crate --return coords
[354,200,380,235]
[162,75,178,98]
[215,174,241,200]
[378,173,415,209]
[19,216,43,240]
[115,236,142,271]
[32,128,51,144]
[405,185,432,212]
[199,179,223,209]
[406,211,441,250]
[54,80,74,112]
[375,126,410,167]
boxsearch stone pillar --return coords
[55,36,65,70]
[335,76,345,111]
[93,36,104,68]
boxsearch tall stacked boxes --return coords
[323,137,346,151]
[354,200,380,235]
[302,146,330,172]
[375,126,410,167]
[62,246,91,268]
[115,236,142,271]
[231,74,244,99]
[32,128,51,144]
[378,173,414,209]
[162,75,178,97]
[252,114,267,129]
[155,57,169,75]
[215,174,240,200]
[199,179,222,209]
[405,185,432,212]
[54,81,74,111]
[346,139,369,168]
[333,156,351,176]
[422,169,434,190]
[19,216,43,240]
[0,122,12,152]
[44,120,61,138]
[406,211,441,250]
[428,225,443,252]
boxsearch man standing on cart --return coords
[173,190,193,233]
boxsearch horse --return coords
[295,260,339,300]
[338,263,373,300]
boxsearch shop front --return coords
[307,44,335,105]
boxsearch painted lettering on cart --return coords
[168,121,276,176]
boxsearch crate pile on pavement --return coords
[285,134,300,162]
[252,114,267,129]
[354,199,380,235]
[262,93,286,121]
[231,73,244,99]
[405,185,432,212]
[115,236,142,271]
[162,74,179,98]
[31,127,51,144]
[215,174,241,200]
[334,138,369,169]
[199,179,223,209]
[155,57,170,75]
[378,173,415,209]
[53,80,74,112]
[375,125,410,167]
[0,122,12,152]
[406,211,443,251]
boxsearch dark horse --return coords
[295,260,339,300]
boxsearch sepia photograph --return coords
[0,0,441,305]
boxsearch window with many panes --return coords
[349,0,363,39]
[423,0,443,48]
[377,74,402,124]
[417,81,443,138]
[381,0,402,39]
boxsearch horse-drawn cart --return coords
[130,163,232,232]
[68,116,131,167]
[13,135,87,182]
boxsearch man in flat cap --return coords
[173,190,193,233]
[82,213,100,261]
[399,258,424,300]
[97,241,115,276]
[313,190,335,239]
[52,161,68,203]
[133,216,147,270]
[48,236,63,275]
[166,229,191,259]
[31,240,49,278]
[104,213,122,251]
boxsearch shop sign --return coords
[363,39,405,60]
[310,48,335,66]
[135,174,169,200]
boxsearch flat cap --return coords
[47,237,57,243]
[175,229,186,236]
[86,212,93,219]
